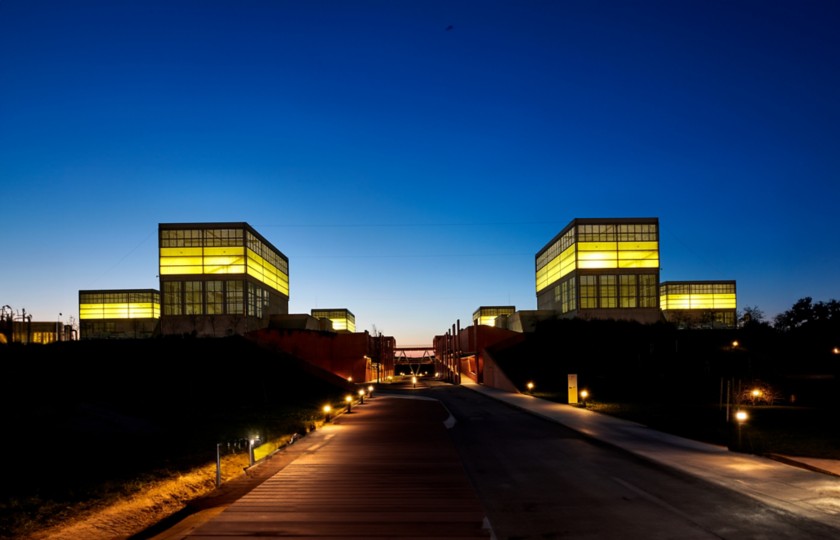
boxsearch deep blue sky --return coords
[2,1,838,345]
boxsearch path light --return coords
[580,389,589,408]
[368,385,374,398]
[358,388,366,404]
[248,437,256,467]
[735,410,749,451]
[412,376,417,388]
[323,404,332,423]
[345,394,353,413]
[526,381,535,393]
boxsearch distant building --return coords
[158,222,289,337]
[660,280,737,329]
[472,306,516,327]
[535,217,661,324]
[79,289,160,339]
[311,308,356,333]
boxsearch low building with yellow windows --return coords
[311,308,356,333]
[79,289,160,339]
[535,218,661,324]
[158,222,289,337]
[660,280,737,329]
[472,306,516,327]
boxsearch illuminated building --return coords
[79,289,160,339]
[158,222,289,337]
[311,308,356,333]
[472,306,515,327]
[535,218,661,323]
[660,280,737,328]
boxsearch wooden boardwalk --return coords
[183,391,491,539]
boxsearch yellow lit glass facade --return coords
[536,218,661,322]
[660,281,737,328]
[472,306,516,327]
[311,309,356,333]
[79,290,161,319]
[159,223,290,335]
[78,289,161,339]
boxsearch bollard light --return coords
[580,389,589,408]
[526,381,534,393]
[358,388,366,404]
[368,385,374,398]
[345,394,353,413]
[735,410,748,450]
[412,376,417,388]
[323,404,332,422]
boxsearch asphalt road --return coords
[407,383,840,540]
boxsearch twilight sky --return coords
[2,0,838,346]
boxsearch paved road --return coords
[417,383,840,539]
[141,379,840,539]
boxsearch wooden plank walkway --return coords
[184,392,492,539]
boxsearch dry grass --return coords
[18,453,250,540]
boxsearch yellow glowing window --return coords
[536,245,576,292]
[477,315,498,326]
[246,249,289,295]
[329,317,355,332]
[79,302,160,320]
[160,247,247,276]
[661,292,736,310]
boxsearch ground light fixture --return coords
[345,394,353,413]
[368,385,374,398]
[412,376,417,388]
[526,381,535,393]
[323,404,332,422]
[580,389,589,407]
[358,388,366,404]
[735,410,749,450]
[248,437,256,466]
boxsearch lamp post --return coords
[323,404,332,423]
[580,389,589,408]
[368,385,374,399]
[345,394,353,413]
[358,388,365,404]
